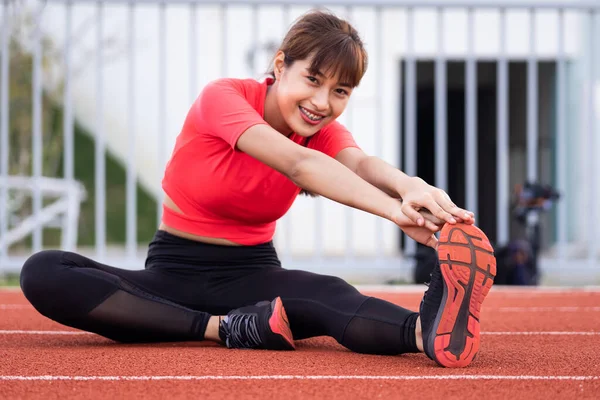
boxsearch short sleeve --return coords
[310,120,360,158]
[194,79,268,148]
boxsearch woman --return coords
[20,9,496,368]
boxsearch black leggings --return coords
[19,230,419,355]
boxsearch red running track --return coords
[1,287,599,399]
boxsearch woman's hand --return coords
[398,177,475,227]
[391,206,446,249]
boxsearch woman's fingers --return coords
[434,190,475,222]
[419,208,445,226]
[401,204,447,232]
[423,219,441,232]
[422,197,457,224]
[398,198,472,233]
[401,203,427,226]
[425,234,439,250]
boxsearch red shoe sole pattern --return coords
[433,223,496,368]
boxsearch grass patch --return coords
[0,273,21,287]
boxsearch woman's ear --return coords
[273,50,286,80]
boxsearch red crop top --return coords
[161,77,360,245]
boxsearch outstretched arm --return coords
[336,147,475,227]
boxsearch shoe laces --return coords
[223,313,262,349]
[423,261,444,306]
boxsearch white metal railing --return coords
[0,176,86,253]
[0,0,599,282]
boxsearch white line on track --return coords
[482,331,600,336]
[0,305,31,309]
[0,330,598,336]
[0,288,25,293]
[0,330,90,335]
[496,307,600,312]
[355,285,600,294]
[0,375,598,381]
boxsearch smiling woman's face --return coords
[271,52,353,138]
[263,10,367,136]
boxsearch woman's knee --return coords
[20,250,66,299]
[20,250,118,320]
[284,271,366,314]
[313,274,364,303]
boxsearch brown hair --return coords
[268,9,368,88]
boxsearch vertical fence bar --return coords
[250,4,258,75]
[189,1,197,104]
[282,4,290,28]
[95,1,106,259]
[435,7,447,192]
[397,7,403,255]
[62,0,75,251]
[221,4,228,77]
[32,5,43,253]
[404,7,416,256]
[64,3,74,183]
[526,9,539,238]
[465,8,478,216]
[398,9,403,172]
[556,9,567,260]
[126,2,137,259]
[0,0,10,259]
[588,10,597,264]
[157,0,166,224]
[374,6,383,260]
[497,8,509,246]
[527,9,538,184]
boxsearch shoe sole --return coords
[268,297,296,350]
[429,223,496,368]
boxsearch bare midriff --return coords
[159,194,243,246]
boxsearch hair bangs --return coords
[308,38,366,88]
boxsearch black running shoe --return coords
[219,297,295,350]
[419,223,496,367]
